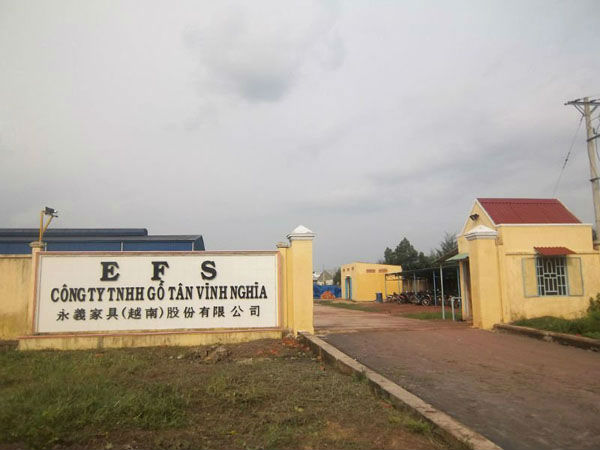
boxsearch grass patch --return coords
[0,340,458,450]
[404,311,462,321]
[513,312,600,340]
[0,350,188,448]
[352,369,368,384]
[512,295,600,340]
[388,413,434,435]
[317,300,375,312]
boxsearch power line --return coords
[552,114,584,197]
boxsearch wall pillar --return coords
[465,225,503,329]
[285,225,315,335]
[276,241,291,330]
[27,241,44,334]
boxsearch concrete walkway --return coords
[314,304,600,450]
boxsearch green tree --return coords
[333,267,341,286]
[435,231,457,258]
[383,237,432,270]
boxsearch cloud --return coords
[291,187,392,216]
[1,0,600,270]
[184,1,343,102]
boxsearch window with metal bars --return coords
[535,256,568,296]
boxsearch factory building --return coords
[0,228,205,254]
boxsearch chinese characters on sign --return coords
[55,305,261,322]
[36,253,278,333]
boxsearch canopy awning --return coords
[534,246,575,256]
[446,252,469,262]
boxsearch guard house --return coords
[0,228,205,254]
[456,198,600,329]
[341,262,402,301]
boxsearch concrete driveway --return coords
[314,304,600,450]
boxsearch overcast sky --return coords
[1,0,599,269]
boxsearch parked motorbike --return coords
[385,293,401,303]
[419,292,433,306]
[398,293,411,304]
[405,291,432,306]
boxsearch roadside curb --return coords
[494,324,600,352]
[299,332,502,450]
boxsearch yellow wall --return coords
[340,262,402,301]
[465,233,503,329]
[0,255,32,339]
[277,243,292,330]
[501,252,598,321]
[460,201,496,233]
[458,201,600,329]
[287,238,314,334]
[3,226,315,349]
[400,277,428,293]
[499,225,594,252]
[19,329,283,351]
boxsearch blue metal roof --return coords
[0,228,148,238]
[0,228,205,254]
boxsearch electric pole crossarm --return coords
[565,99,600,106]
[565,99,599,116]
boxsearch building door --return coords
[345,277,352,300]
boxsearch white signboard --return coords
[35,252,280,333]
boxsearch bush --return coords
[588,293,600,313]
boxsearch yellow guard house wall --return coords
[1,226,316,349]
[341,262,402,301]
[457,202,600,329]
[0,255,32,338]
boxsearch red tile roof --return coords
[477,198,581,225]
[534,246,575,256]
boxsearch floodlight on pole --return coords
[38,206,58,244]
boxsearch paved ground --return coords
[315,303,465,334]
[315,304,600,450]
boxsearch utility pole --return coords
[565,97,600,244]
